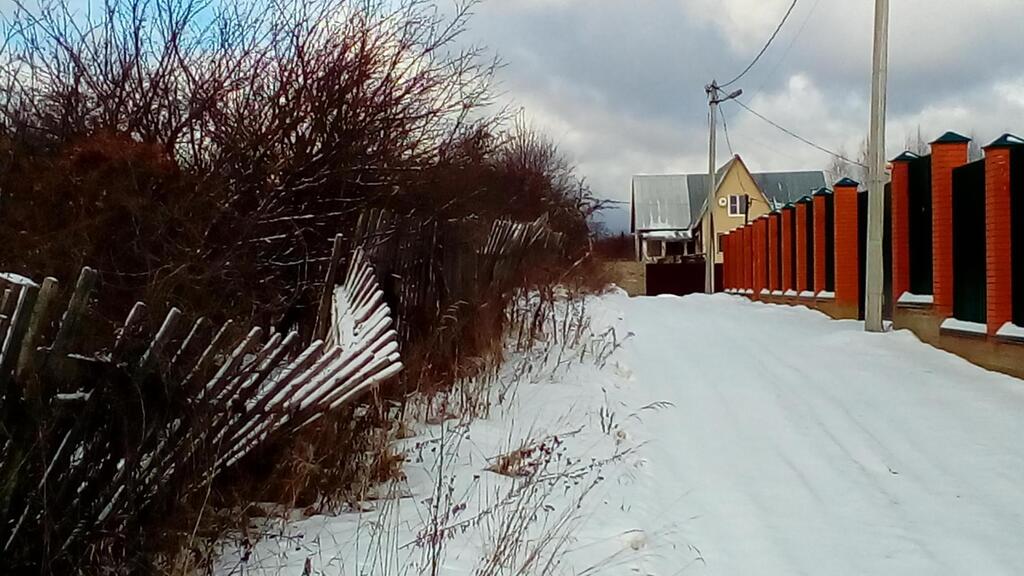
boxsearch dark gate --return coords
[804,199,815,292]
[883,183,893,319]
[789,206,798,289]
[825,193,835,291]
[908,155,933,295]
[855,187,893,320]
[859,190,867,319]
[776,214,784,289]
[1013,148,1024,327]
[646,261,723,296]
[952,160,987,324]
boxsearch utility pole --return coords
[704,81,742,294]
[864,0,889,332]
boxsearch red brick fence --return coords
[722,132,1024,380]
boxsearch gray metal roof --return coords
[752,171,827,208]
[631,175,694,232]
[632,158,826,232]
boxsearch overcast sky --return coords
[461,0,1024,232]
[4,0,1022,232]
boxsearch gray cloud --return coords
[462,0,1024,232]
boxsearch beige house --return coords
[631,155,826,263]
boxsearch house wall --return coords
[706,164,773,263]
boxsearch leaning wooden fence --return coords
[0,243,401,566]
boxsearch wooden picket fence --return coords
[352,209,564,349]
[0,241,401,565]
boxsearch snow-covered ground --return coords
[216,292,1024,575]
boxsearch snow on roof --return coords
[633,156,826,230]
[642,229,692,241]
[0,272,38,288]
[631,175,694,232]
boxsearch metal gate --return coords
[952,160,987,324]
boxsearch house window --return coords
[728,195,748,217]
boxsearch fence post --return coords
[745,222,753,289]
[985,134,1022,335]
[813,188,829,295]
[930,132,971,316]
[735,227,744,292]
[768,212,780,294]
[890,152,917,302]
[753,218,766,297]
[796,201,810,294]
[834,178,860,315]
[781,205,795,293]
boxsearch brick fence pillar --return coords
[796,201,809,293]
[734,227,743,291]
[753,218,764,297]
[782,206,795,292]
[742,224,752,291]
[834,178,860,313]
[768,212,780,293]
[930,131,971,316]
[734,230,741,290]
[813,188,829,294]
[890,152,918,301]
[985,134,1022,334]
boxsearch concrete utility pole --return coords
[705,82,719,294]
[704,82,743,294]
[864,0,889,332]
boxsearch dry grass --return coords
[600,260,645,296]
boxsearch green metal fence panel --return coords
[859,190,867,320]
[825,195,835,292]
[952,160,987,324]
[789,208,798,289]
[908,155,933,295]
[805,201,815,292]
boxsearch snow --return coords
[816,290,835,299]
[898,292,935,306]
[643,230,691,241]
[0,272,38,287]
[783,289,798,297]
[940,318,988,335]
[216,293,1024,576]
[997,322,1024,342]
[798,290,816,298]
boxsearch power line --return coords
[720,0,799,88]
[731,99,866,167]
[749,0,822,101]
[720,106,735,156]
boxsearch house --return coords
[631,155,826,263]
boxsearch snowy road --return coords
[608,293,1024,575]
[216,292,1024,576]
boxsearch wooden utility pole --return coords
[864,0,889,332]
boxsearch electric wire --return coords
[731,99,866,167]
[720,0,800,88]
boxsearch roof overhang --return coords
[638,229,693,241]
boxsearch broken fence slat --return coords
[0,285,39,386]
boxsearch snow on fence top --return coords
[0,238,401,561]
